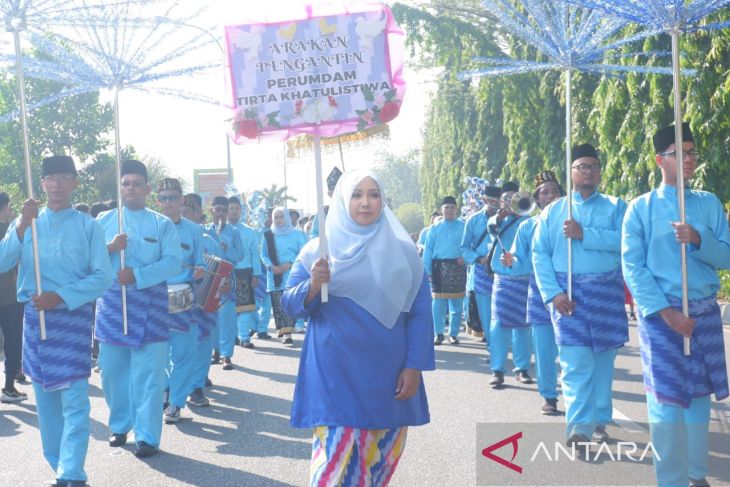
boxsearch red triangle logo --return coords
[481,432,523,474]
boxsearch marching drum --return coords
[194,255,234,312]
[168,283,194,313]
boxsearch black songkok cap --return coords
[121,159,148,182]
[212,196,229,206]
[534,170,559,189]
[183,193,201,208]
[326,166,343,193]
[501,181,519,193]
[571,143,598,162]
[653,123,694,154]
[441,196,457,206]
[484,186,502,199]
[158,178,182,193]
[42,155,77,178]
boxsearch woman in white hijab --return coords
[262,207,307,344]
[282,170,434,486]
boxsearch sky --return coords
[113,0,433,213]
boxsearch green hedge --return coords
[720,270,730,301]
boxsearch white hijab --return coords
[298,170,423,328]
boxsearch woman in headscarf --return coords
[282,170,435,486]
[261,207,308,344]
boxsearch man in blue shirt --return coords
[156,178,205,424]
[622,123,730,487]
[227,197,261,349]
[461,186,501,342]
[205,196,243,370]
[533,144,628,446]
[423,196,466,344]
[0,155,112,487]
[484,182,532,387]
[96,159,181,459]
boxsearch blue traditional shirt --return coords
[282,262,434,429]
[508,216,539,276]
[261,230,308,292]
[97,207,182,289]
[0,207,112,309]
[460,210,493,292]
[622,183,730,317]
[168,217,205,285]
[231,221,262,275]
[533,191,627,303]
[423,219,465,276]
[205,222,244,265]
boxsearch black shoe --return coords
[15,371,27,383]
[541,398,558,416]
[1,387,28,403]
[222,358,233,370]
[211,351,220,365]
[240,341,254,349]
[249,330,256,338]
[282,336,294,345]
[234,337,240,346]
[257,332,272,339]
[690,478,710,487]
[434,334,444,345]
[566,433,592,459]
[480,336,487,343]
[592,425,609,443]
[205,377,213,387]
[515,370,533,384]
[489,371,504,388]
[188,388,210,407]
[448,336,459,345]
[134,441,158,458]
[50,481,89,487]
[108,432,127,447]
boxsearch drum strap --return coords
[264,230,283,288]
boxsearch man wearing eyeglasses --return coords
[622,123,730,487]
[533,144,629,447]
[156,178,205,425]
[95,159,181,459]
[0,156,112,487]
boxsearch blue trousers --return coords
[647,394,711,487]
[432,297,464,337]
[475,292,491,339]
[191,327,214,391]
[98,341,168,448]
[167,325,198,408]
[489,321,531,373]
[236,311,257,343]
[558,345,617,439]
[256,295,272,333]
[217,300,236,358]
[532,324,559,399]
[33,379,90,482]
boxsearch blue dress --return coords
[282,262,435,429]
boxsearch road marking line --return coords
[613,407,648,434]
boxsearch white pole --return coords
[670,30,690,356]
[114,88,129,335]
[12,29,46,339]
[313,135,328,302]
[565,69,573,301]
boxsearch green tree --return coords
[373,148,422,209]
[394,202,424,234]
[261,183,296,208]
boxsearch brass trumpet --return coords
[510,191,537,216]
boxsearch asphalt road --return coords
[1,320,728,487]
